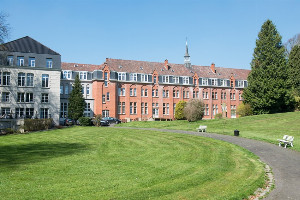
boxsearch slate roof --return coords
[62,62,103,72]
[0,36,60,55]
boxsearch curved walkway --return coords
[114,127,300,200]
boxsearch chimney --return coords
[164,59,170,70]
[211,63,216,73]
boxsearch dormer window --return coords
[17,56,24,66]
[129,73,137,82]
[211,78,217,86]
[46,58,53,68]
[118,72,126,81]
[173,76,179,84]
[7,56,13,66]
[162,76,170,83]
[237,80,244,87]
[220,79,227,87]
[29,57,35,67]
[63,71,72,79]
[202,78,208,86]
[141,74,148,82]
[79,71,87,80]
[182,77,189,85]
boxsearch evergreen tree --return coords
[243,20,294,114]
[288,45,300,95]
[68,74,85,120]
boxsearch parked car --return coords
[100,118,110,126]
[65,119,74,126]
[103,117,121,124]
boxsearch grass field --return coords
[0,126,265,200]
[118,112,300,151]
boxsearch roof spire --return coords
[184,38,191,68]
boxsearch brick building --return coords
[61,43,250,122]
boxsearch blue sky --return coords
[1,0,300,69]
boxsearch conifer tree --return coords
[243,20,294,114]
[288,45,300,95]
[68,74,85,120]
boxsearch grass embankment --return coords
[118,112,300,151]
[0,126,264,199]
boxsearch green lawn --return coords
[0,126,264,200]
[118,112,300,151]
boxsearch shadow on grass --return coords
[0,142,90,169]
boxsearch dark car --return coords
[65,119,74,126]
[100,118,109,126]
[101,117,121,125]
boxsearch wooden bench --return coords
[277,135,294,148]
[197,125,207,132]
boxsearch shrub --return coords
[4,128,14,134]
[78,117,92,126]
[175,100,187,120]
[24,119,53,131]
[295,96,300,111]
[92,114,102,127]
[183,99,205,122]
[237,103,253,117]
[215,113,223,119]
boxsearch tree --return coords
[183,99,205,122]
[243,19,295,114]
[175,100,186,120]
[0,12,9,44]
[236,103,253,117]
[68,74,85,121]
[288,45,300,95]
[285,33,300,56]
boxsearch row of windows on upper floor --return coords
[0,72,50,87]
[4,56,53,68]
[0,91,50,103]
[62,70,247,88]
[0,107,51,119]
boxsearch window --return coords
[15,108,24,118]
[130,88,136,96]
[86,86,90,95]
[60,85,63,94]
[42,74,49,87]
[26,93,33,103]
[65,85,69,94]
[1,107,11,116]
[107,92,110,101]
[183,90,189,98]
[213,105,219,116]
[7,56,13,66]
[239,93,243,100]
[29,57,35,67]
[163,103,169,115]
[118,88,125,96]
[205,104,209,116]
[17,56,24,66]
[46,58,53,68]
[173,90,179,98]
[163,90,169,98]
[40,108,49,119]
[130,102,137,114]
[84,103,91,117]
[63,71,71,79]
[104,72,108,80]
[211,78,217,86]
[60,103,68,118]
[17,93,25,102]
[202,78,208,86]
[212,91,218,99]
[2,92,10,102]
[173,103,176,116]
[81,85,84,94]
[41,94,49,103]
[153,76,157,84]
[102,95,106,103]
[202,91,209,99]
[237,81,244,87]
[173,76,179,84]
[230,93,236,100]
[141,102,148,114]
[26,108,34,118]
[79,72,87,80]
[18,72,26,86]
[183,77,189,85]
[0,72,1,85]
[104,81,108,87]
[220,79,227,87]
[141,74,148,82]
[221,91,226,100]
[102,110,109,118]
[162,76,169,83]
[3,72,10,86]
[27,73,34,86]
[230,80,234,87]
[129,73,137,82]
[152,89,158,97]
[118,72,126,81]
[144,89,148,97]
[118,102,126,114]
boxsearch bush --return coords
[78,117,92,126]
[92,114,102,127]
[237,103,253,117]
[183,99,205,122]
[175,100,187,120]
[4,128,14,134]
[24,119,53,131]
[215,113,223,119]
[295,96,300,111]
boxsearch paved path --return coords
[114,127,300,199]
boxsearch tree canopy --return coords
[288,45,300,96]
[0,12,9,44]
[243,19,294,114]
[68,74,85,120]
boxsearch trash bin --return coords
[234,129,239,136]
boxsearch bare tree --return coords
[285,33,300,56]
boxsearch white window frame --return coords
[173,76,179,84]
[118,72,126,81]
[141,74,148,82]
[79,71,87,80]
[182,77,189,85]
[220,79,227,87]
[202,78,208,86]
[237,80,244,87]
[211,78,217,86]
[162,75,170,83]
[129,73,137,82]
[46,58,53,68]
[63,70,72,79]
